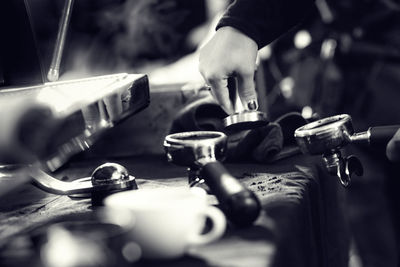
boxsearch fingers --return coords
[198,26,259,114]
[236,71,258,111]
[207,76,234,114]
[199,56,258,114]
[200,71,257,114]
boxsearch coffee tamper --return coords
[295,114,400,187]
[223,77,269,132]
[164,131,261,227]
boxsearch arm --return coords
[199,0,315,114]
[217,0,315,48]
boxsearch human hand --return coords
[387,129,400,162]
[199,26,258,114]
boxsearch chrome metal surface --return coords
[91,163,130,186]
[323,152,348,187]
[294,114,354,155]
[47,0,75,82]
[29,163,137,196]
[0,73,149,198]
[30,167,94,195]
[164,131,261,226]
[294,114,366,187]
[0,73,149,171]
[350,131,370,145]
[322,152,363,187]
[223,111,268,131]
[164,131,227,167]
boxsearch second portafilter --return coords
[294,114,400,187]
[163,131,261,227]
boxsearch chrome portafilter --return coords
[30,162,137,205]
[294,114,400,187]
[164,131,261,227]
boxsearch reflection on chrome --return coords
[0,73,149,172]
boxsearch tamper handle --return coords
[369,125,400,147]
[200,161,261,227]
[227,76,240,112]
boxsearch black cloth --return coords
[216,0,315,48]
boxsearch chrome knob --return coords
[91,163,130,186]
[90,163,137,206]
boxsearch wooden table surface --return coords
[0,154,350,267]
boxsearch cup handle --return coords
[187,206,226,246]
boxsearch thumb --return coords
[387,129,400,162]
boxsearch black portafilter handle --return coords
[369,125,400,147]
[352,125,400,147]
[200,161,261,227]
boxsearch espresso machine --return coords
[0,0,150,202]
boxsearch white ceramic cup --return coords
[104,187,226,259]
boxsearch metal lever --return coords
[30,167,93,195]
[47,0,75,82]
[29,163,137,205]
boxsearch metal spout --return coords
[323,151,363,187]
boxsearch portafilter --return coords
[295,114,399,187]
[164,131,261,227]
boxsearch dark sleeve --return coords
[216,0,315,48]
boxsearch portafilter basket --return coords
[295,114,399,187]
[164,131,261,227]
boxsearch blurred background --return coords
[3,0,400,126]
